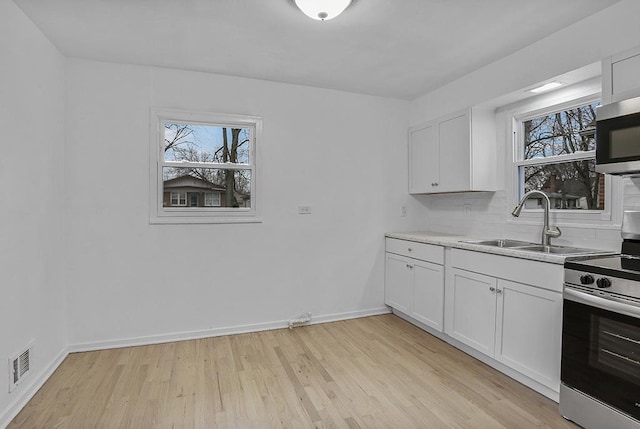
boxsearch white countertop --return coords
[385,231,617,265]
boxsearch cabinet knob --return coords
[408,248,413,252]
[489,287,496,292]
[496,289,503,294]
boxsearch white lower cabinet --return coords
[385,241,563,397]
[495,279,562,390]
[385,252,413,314]
[447,268,497,356]
[385,238,445,332]
[445,249,563,393]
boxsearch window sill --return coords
[150,216,263,225]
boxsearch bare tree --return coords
[163,124,252,206]
[523,102,601,209]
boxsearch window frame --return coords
[149,108,262,224]
[506,88,621,228]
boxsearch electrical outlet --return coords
[401,205,407,217]
[464,204,471,217]
[298,205,312,214]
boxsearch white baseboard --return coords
[68,307,391,353]
[308,307,391,325]
[0,347,68,429]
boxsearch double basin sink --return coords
[460,239,605,255]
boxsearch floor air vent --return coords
[9,344,31,392]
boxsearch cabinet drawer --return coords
[385,238,444,264]
[449,248,563,293]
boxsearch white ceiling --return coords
[14,0,620,100]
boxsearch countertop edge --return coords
[385,231,617,265]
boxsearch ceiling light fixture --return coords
[293,0,353,21]
[529,81,563,94]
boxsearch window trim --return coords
[505,88,622,228]
[149,108,262,224]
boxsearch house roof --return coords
[163,175,225,192]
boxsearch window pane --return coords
[163,123,251,165]
[204,192,221,207]
[162,167,251,208]
[523,102,599,160]
[520,160,604,210]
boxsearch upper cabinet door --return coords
[408,123,438,194]
[407,107,495,195]
[603,46,640,104]
[438,112,471,193]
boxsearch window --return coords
[170,192,187,206]
[204,192,221,207]
[512,96,613,222]
[149,109,262,223]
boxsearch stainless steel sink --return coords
[513,245,605,255]
[461,239,537,248]
[460,239,607,255]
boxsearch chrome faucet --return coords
[511,190,561,246]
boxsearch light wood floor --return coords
[9,315,578,428]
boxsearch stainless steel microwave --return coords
[596,96,640,175]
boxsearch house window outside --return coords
[205,192,221,207]
[514,99,605,213]
[150,109,261,224]
[170,192,187,206]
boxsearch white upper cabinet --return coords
[408,107,496,194]
[408,123,438,194]
[602,45,640,104]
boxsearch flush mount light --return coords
[293,0,353,21]
[529,81,563,94]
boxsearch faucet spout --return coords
[511,190,561,246]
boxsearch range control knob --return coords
[580,274,595,285]
[596,277,612,289]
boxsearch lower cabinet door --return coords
[447,268,497,356]
[411,260,444,332]
[384,253,412,314]
[494,279,562,390]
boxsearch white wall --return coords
[0,0,68,425]
[64,60,413,347]
[408,0,640,250]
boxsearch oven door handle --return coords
[564,287,640,319]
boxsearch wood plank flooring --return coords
[8,315,578,428]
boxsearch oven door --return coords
[562,286,640,421]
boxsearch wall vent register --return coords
[8,345,31,393]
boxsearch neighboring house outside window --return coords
[149,108,262,224]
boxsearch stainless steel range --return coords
[561,211,640,429]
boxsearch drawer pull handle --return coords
[408,248,413,251]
